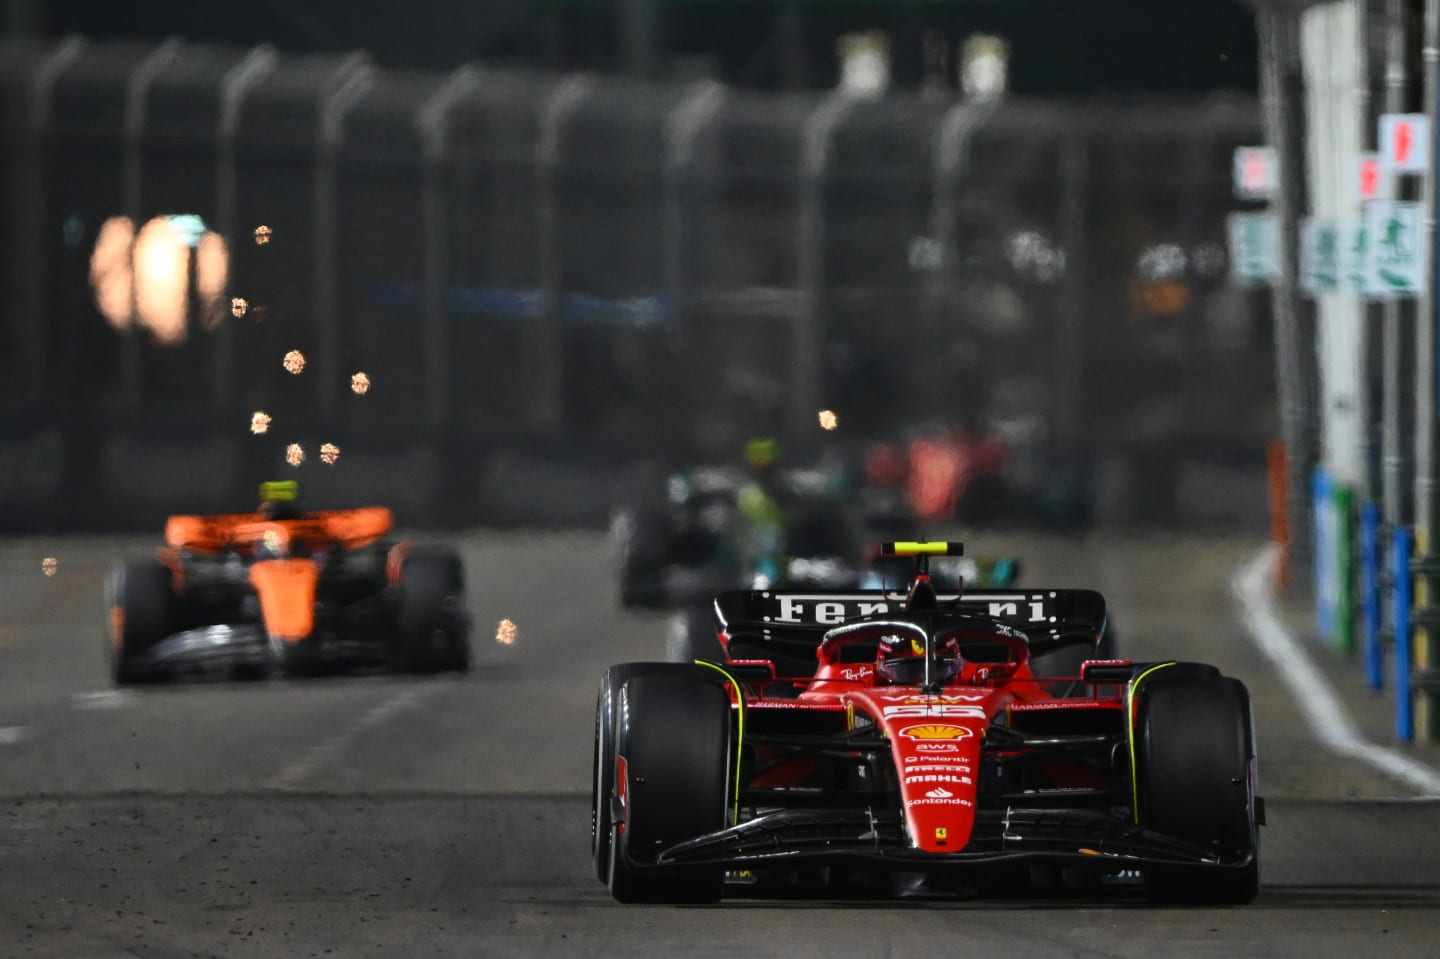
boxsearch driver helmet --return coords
[743,437,781,478]
[875,631,963,687]
[257,480,302,521]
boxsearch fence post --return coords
[536,75,593,433]
[12,37,84,406]
[119,38,184,417]
[1361,499,1384,689]
[1394,525,1414,740]
[663,81,725,449]
[929,99,997,337]
[1053,131,1088,449]
[314,53,374,424]
[213,45,276,412]
[417,66,483,433]
[794,92,857,439]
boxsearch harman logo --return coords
[899,724,972,741]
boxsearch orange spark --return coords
[283,350,305,375]
[818,409,839,431]
[320,443,340,465]
[41,557,57,577]
[254,225,272,245]
[350,372,371,395]
[250,411,271,435]
[231,297,248,318]
[495,619,518,646]
[285,444,304,467]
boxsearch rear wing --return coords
[713,587,1107,657]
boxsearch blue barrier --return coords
[1312,468,1337,642]
[1393,526,1414,741]
[1361,501,1383,690]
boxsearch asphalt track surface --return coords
[2,530,1439,958]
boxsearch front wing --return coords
[625,805,1253,884]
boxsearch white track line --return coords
[264,685,440,790]
[1232,544,1440,796]
[71,690,139,711]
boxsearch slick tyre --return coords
[393,548,470,674]
[605,672,732,903]
[592,663,720,883]
[1137,675,1259,904]
[106,560,174,685]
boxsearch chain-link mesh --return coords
[0,38,1270,526]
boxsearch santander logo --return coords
[925,786,953,799]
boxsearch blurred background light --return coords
[961,34,1010,101]
[133,216,190,345]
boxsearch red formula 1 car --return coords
[105,482,471,683]
[593,541,1260,904]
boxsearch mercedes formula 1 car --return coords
[593,541,1259,904]
[105,482,471,683]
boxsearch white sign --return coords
[1380,114,1430,174]
[1227,211,1279,285]
[1340,220,1370,295]
[1232,146,1278,200]
[1365,199,1427,296]
[1352,152,1391,203]
[1300,217,1340,295]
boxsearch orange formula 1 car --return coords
[105,482,471,683]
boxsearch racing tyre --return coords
[393,548,470,673]
[107,559,175,685]
[1136,675,1259,904]
[592,663,721,883]
[605,671,732,903]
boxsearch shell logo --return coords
[899,724,973,741]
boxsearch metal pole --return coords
[930,99,996,336]
[13,37,83,406]
[1382,0,1410,532]
[120,37,184,417]
[1357,0,1380,505]
[314,53,374,424]
[663,81,725,448]
[213,45,277,412]
[1414,0,1440,738]
[536,75,593,433]
[1257,5,1317,572]
[794,92,856,439]
[1054,132,1088,448]
[417,66,483,433]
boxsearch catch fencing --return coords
[0,37,1269,528]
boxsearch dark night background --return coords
[31,0,1259,96]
